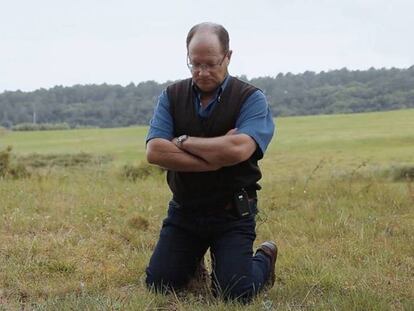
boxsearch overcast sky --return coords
[1,0,413,92]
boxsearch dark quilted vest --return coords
[166,76,263,209]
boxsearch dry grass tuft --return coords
[127,215,149,231]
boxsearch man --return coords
[145,22,277,302]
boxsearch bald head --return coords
[186,22,230,53]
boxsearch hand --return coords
[171,137,178,146]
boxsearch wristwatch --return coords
[176,134,189,147]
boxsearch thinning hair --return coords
[186,22,229,53]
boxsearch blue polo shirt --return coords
[146,75,275,154]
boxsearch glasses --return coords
[187,52,228,72]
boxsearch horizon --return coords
[2,64,413,94]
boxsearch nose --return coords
[197,67,210,76]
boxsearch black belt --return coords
[172,196,257,217]
[172,190,257,209]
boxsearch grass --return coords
[0,126,148,165]
[0,109,413,310]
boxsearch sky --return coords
[1,0,413,92]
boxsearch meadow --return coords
[0,109,413,310]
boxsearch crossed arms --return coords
[146,129,256,172]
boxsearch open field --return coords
[1,109,413,310]
[0,126,149,165]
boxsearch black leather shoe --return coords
[256,241,278,288]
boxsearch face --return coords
[187,32,231,94]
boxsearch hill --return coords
[1,66,413,129]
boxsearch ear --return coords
[227,50,233,63]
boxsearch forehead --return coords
[188,32,222,56]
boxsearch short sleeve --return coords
[146,90,174,143]
[235,90,275,155]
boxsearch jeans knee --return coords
[145,266,187,293]
[213,276,256,303]
[145,277,170,294]
[145,270,162,292]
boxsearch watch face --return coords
[177,135,187,146]
[179,135,187,143]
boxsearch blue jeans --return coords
[145,199,271,302]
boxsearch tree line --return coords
[1,66,413,129]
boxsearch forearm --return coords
[178,133,256,167]
[146,138,220,172]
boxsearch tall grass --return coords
[0,109,413,310]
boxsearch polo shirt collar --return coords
[191,75,231,99]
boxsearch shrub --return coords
[0,146,12,177]
[393,166,414,181]
[0,146,30,179]
[120,162,164,181]
[17,153,113,168]
[11,123,71,131]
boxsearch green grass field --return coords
[1,109,413,310]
